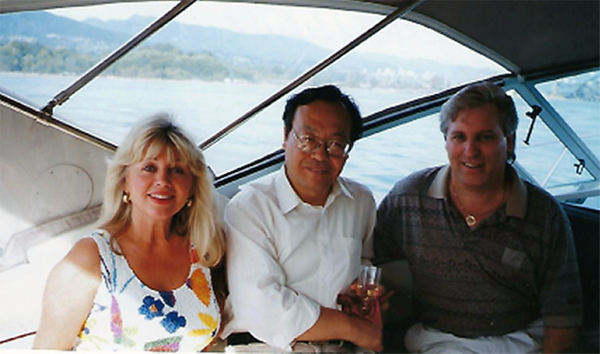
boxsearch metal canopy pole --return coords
[41,0,197,115]
[200,0,425,150]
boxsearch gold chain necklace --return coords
[450,182,508,227]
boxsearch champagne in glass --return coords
[358,265,381,315]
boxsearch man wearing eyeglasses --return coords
[221,85,382,352]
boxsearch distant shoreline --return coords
[0,70,259,84]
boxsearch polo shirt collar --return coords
[427,164,527,219]
[428,165,450,200]
[505,166,528,219]
[276,166,351,214]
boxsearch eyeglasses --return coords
[291,129,350,157]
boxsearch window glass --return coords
[509,90,597,204]
[344,88,599,207]
[535,71,600,162]
[198,5,505,175]
[0,1,506,176]
[0,2,160,109]
[583,196,600,210]
[527,72,600,210]
[343,114,447,203]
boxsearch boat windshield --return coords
[0,1,504,166]
[1,1,597,210]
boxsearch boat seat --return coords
[562,202,599,353]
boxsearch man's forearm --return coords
[296,307,383,351]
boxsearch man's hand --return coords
[296,307,384,352]
[347,313,384,352]
[338,283,395,326]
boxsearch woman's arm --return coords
[33,238,101,349]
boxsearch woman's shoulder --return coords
[83,228,111,242]
[58,229,111,272]
[64,235,102,271]
[48,232,102,287]
[82,228,116,252]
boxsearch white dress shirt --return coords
[222,167,376,350]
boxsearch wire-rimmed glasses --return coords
[291,129,350,157]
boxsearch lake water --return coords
[1,72,598,204]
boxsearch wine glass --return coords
[357,265,381,315]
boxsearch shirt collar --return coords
[275,166,353,214]
[427,164,527,219]
[505,166,527,218]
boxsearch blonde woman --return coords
[34,113,225,351]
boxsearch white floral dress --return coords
[74,230,220,351]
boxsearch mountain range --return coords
[0,11,498,81]
[84,15,332,67]
[0,11,129,53]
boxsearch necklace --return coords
[450,182,508,227]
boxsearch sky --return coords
[49,1,501,70]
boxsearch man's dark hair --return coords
[282,85,363,147]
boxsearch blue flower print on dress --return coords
[139,296,165,320]
[161,311,187,333]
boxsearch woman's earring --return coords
[186,198,193,208]
[122,193,131,204]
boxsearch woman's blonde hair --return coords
[98,113,224,267]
